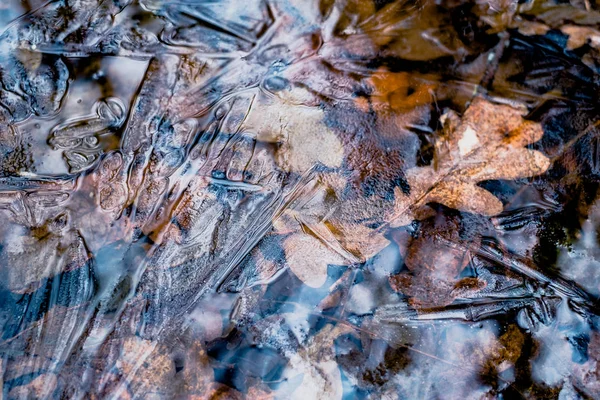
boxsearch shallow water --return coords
[1,0,600,398]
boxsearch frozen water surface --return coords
[1,0,600,398]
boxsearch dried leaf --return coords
[0,212,91,293]
[243,92,344,173]
[515,20,550,36]
[366,70,436,112]
[561,25,600,50]
[389,213,480,307]
[390,96,550,226]
[378,2,468,61]
[521,2,600,27]
[327,221,391,261]
[281,226,346,288]
[274,175,389,286]
[474,0,519,33]
[275,97,548,288]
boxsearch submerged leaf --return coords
[244,93,345,173]
[390,96,550,226]
[282,231,346,288]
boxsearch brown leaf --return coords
[389,213,481,307]
[389,96,550,226]
[366,70,436,112]
[282,229,346,288]
[515,20,550,36]
[473,0,519,33]
[275,97,548,285]
[243,92,344,173]
[561,25,600,50]
[0,212,91,294]
[274,175,389,287]
[326,221,391,261]
[520,2,600,27]
[376,2,468,61]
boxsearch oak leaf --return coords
[276,97,549,288]
[560,25,600,50]
[388,96,550,227]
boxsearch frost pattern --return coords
[1,0,600,399]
